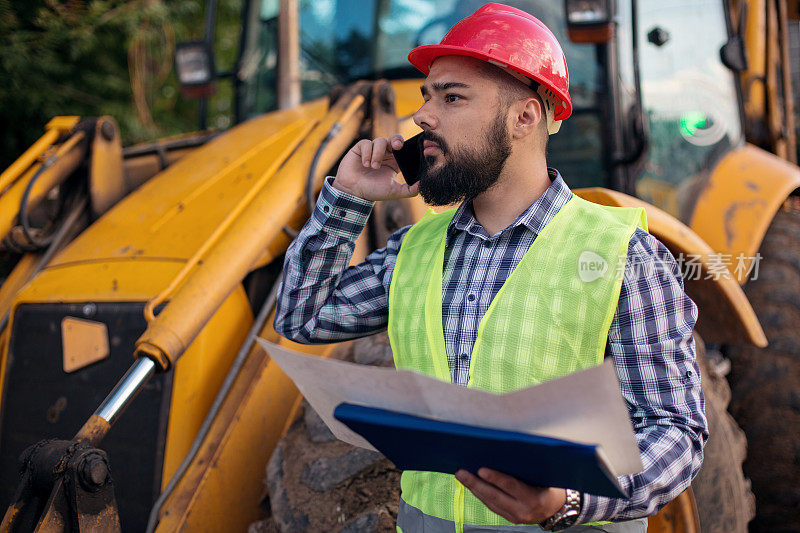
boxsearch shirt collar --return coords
[448,168,572,240]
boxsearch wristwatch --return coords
[539,489,582,531]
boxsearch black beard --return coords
[417,113,511,206]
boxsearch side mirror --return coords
[565,0,613,43]
[174,41,217,99]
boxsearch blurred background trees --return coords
[1,1,799,168]
[0,0,242,169]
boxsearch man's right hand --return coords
[333,135,419,201]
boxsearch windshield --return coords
[630,0,743,219]
[239,0,608,188]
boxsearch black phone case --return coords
[392,132,424,186]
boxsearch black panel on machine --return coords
[0,302,172,531]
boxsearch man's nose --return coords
[413,101,437,130]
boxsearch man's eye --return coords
[444,94,461,103]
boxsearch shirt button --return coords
[322,205,330,213]
[483,240,492,247]
[460,353,469,361]
[467,294,476,302]
[338,209,347,217]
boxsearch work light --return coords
[174,41,217,99]
[565,0,612,25]
[564,0,613,43]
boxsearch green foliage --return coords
[0,0,242,169]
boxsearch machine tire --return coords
[690,336,755,533]
[725,207,800,532]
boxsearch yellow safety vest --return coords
[388,195,647,532]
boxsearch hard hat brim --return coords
[408,44,572,121]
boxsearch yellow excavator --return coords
[0,0,798,531]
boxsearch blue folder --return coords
[333,402,628,499]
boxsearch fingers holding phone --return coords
[333,135,419,201]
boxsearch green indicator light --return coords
[680,111,708,137]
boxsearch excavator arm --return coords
[0,80,418,533]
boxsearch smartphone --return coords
[392,132,424,186]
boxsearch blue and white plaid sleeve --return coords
[578,228,709,523]
[274,177,409,343]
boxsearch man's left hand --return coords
[455,468,566,524]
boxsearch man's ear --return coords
[511,97,545,140]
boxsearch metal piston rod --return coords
[74,357,157,446]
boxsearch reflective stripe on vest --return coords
[388,195,647,531]
[397,499,648,532]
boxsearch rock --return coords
[267,441,310,531]
[248,518,278,533]
[340,512,379,533]
[301,448,383,492]
[352,334,394,366]
[303,400,336,443]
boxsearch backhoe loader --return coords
[0,0,798,532]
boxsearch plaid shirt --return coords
[275,170,708,524]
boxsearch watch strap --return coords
[539,489,582,531]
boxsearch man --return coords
[275,3,707,532]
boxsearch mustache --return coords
[419,130,449,155]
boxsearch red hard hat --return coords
[408,3,572,121]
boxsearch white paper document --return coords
[257,339,643,477]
